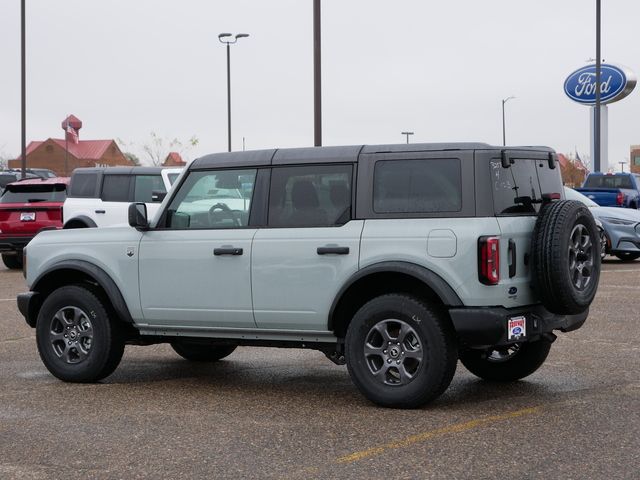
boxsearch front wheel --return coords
[614,252,640,262]
[459,339,552,382]
[36,285,125,382]
[171,342,237,362]
[345,294,457,408]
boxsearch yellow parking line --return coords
[337,406,540,464]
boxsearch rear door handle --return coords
[317,246,350,255]
[95,210,106,214]
[214,247,243,256]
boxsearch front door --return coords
[138,168,258,329]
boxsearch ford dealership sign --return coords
[564,64,636,105]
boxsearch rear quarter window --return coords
[69,173,98,198]
[373,158,462,213]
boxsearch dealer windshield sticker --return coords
[508,316,526,340]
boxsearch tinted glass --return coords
[268,164,352,227]
[583,175,633,189]
[492,159,541,214]
[101,175,131,202]
[373,159,461,213]
[165,169,256,229]
[69,173,98,197]
[134,175,165,202]
[0,175,18,188]
[0,184,67,203]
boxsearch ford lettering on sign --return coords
[564,64,636,105]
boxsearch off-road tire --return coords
[459,340,552,382]
[171,342,237,362]
[36,285,125,382]
[531,200,600,315]
[345,294,457,409]
[2,254,23,270]
[614,252,640,262]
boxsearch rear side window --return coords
[268,164,352,227]
[583,175,633,189]
[0,184,67,203]
[101,175,131,202]
[69,173,98,198]
[373,159,462,213]
[134,175,165,202]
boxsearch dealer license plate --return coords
[508,316,526,340]
[20,212,35,222]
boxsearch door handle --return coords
[95,210,106,214]
[317,246,350,255]
[214,247,243,256]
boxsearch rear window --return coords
[69,173,98,197]
[101,175,131,202]
[373,159,462,213]
[0,184,67,203]
[492,157,563,215]
[583,175,633,189]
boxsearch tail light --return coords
[478,236,500,285]
[616,192,624,206]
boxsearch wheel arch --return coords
[328,261,462,338]
[63,216,97,229]
[31,260,134,326]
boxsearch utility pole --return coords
[21,0,26,179]
[594,0,602,172]
[313,0,322,146]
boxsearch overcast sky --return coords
[1,0,639,170]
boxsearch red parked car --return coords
[0,177,69,269]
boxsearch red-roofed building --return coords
[9,115,133,175]
[162,152,186,166]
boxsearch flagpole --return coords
[65,115,68,176]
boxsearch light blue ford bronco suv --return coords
[17,143,601,408]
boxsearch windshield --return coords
[0,184,67,203]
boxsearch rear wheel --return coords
[2,254,23,270]
[459,340,552,381]
[171,342,237,362]
[36,285,125,382]
[345,294,457,408]
[614,252,640,262]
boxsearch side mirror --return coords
[128,203,149,230]
[151,190,167,203]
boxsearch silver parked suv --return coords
[17,143,601,408]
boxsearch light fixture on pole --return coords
[218,32,249,152]
[401,131,414,144]
[501,96,516,146]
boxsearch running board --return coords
[136,324,338,343]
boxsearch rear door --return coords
[251,163,362,331]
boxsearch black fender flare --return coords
[328,261,462,330]
[63,216,97,229]
[32,260,134,324]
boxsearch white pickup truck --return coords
[63,167,182,228]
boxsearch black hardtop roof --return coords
[191,143,555,169]
[71,166,168,175]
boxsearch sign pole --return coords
[594,0,601,172]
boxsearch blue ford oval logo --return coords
[564,64,636,105]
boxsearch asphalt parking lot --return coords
[0,260,638,480]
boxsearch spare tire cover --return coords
[531,200,601,315]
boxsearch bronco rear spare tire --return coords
[531,200,600,315]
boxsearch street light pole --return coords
[401,131,414,144]
[501,96,515,146]
[218,33,249,153]
[313,0,322,147]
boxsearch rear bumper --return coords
[0,236,32,254]
[448,304,588,348]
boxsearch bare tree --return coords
[118,133,199,166]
